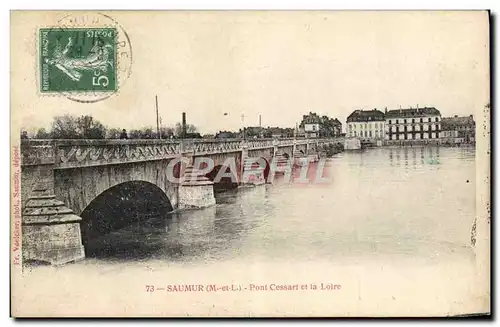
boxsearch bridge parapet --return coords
[186,139,243,156]
[22,139,181,169]
[20,137,339,169]
[247,139,274,149]
[21,140,56,166]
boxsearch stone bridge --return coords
[20,137,343,265]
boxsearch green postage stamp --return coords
[39,28,117,93]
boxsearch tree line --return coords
[25,114,199,139]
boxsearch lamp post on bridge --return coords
[241,114,246,141]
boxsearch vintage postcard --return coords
[10,10,490,317]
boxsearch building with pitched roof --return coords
[299,112,342,138]
[385,106,441,141]
[332,118,342,137]
[346,109,386,140]
[439,115,475,144]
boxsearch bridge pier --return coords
[241,143,265,186]
[21,154,85,265]
[178,165,216,209]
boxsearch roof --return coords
[385,107,440,118]
[302,115,322,124]
[346,109,385,123]
[441,115,475,130]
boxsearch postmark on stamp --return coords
[38,12,133,103]
[40,28,117,93]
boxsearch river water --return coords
[18,146,484,317]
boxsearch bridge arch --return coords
[205,164,239,192]
[53,159,179,217]
[243,156,271,183]
[79,180,173,257]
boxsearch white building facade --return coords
[304,123,320,138]
[346,109,386,140]
[385,107,441,141]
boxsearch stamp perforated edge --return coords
[34,12,133,102]
[38,27,119,94]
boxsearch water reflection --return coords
[388,146,446,168]
[77,146,476,266]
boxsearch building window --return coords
[420,118,423,123]
[369,131,372,137]
[364,123,367,129]
[412,118,415,123]
[389,120,392,124]
[312,125,316,131]
[396,119,399,124]
[435,117,439,122]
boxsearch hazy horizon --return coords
[11,11,490,135]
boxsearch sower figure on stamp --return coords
[44,36,113,82]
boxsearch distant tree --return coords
[35,128,51,139]
[174,122,198,137]
[159,126,175,139]
[50,114,107,139]
[106,128,122,139]
[127,127,163,139]
[142,127,154,139]
[128,129,142,139]
[263,129,273,138]
[51,114,79,139]
[75,115,107,139]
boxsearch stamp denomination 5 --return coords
[40,28,117,93]
[37,12,133,103]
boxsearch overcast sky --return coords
[12,11,489,135]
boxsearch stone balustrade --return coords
[21,137,339,168]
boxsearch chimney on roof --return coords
[385,107,388,114]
